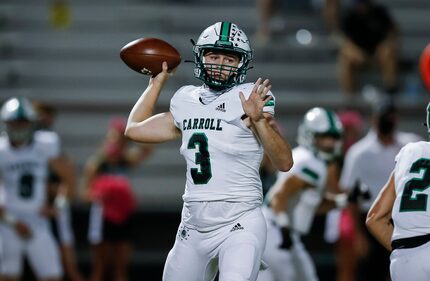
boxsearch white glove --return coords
[54,194,69,210]
[334,193,348,208]
[275,212,290,227]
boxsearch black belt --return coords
[391,233,430,250]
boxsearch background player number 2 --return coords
[400,158,430,212]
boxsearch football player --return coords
[33,101,84,281]
[0,97,74,281]
[257,107,345,281]
[366,101,430,281]
[340,100,422,281]
[125,21,293,281]
[83,117,153,281]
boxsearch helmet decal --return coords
[219,22,231,43]
[325,109,341,137]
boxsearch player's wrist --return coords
[148,78,166,89]
[253,116,265,122]
[251,116,267,127]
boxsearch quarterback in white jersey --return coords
[367,102,430,281]
[258,107,345,281]
[0,97,74,281]
[171,82,276,230]
[125,22,293,281]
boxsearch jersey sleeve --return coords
[169,86,188,129]
[394,145,406,164]
[34,130,61,159]
[290,157,325,187]
[395,142,421,168]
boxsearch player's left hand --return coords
[239,78,272,122]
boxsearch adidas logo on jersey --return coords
[230,223,244,232]
[215,103,226,112]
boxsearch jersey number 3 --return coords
[188,133,212,184]
[400,158,430,212]
[19,173,34,199]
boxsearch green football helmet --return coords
[297,107,343,161]
[192,22,253,90]
[1,97,37,144]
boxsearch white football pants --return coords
[163,206,267,281]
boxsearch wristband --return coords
[275,212,290,227]
[334,193,348,208]
[54,195,69,210]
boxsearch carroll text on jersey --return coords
[182,118,223,131]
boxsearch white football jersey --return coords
[267,146,327,234]
[391,141,430,241]
[0,130,60,215]
[170,83,275,204]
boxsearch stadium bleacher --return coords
[1,0,429,280]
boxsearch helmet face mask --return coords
[314,133,342,160]
[5,120,34,144]
[297,107,343,161]
[193,22,253,90]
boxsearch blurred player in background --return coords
[366,101,430,281]
[33,102,58,131]
[323,109,365,281]
[125,21,293,281]
[340,100,422,281]
[83,117,153,281]
[0,97,75,281]
[33,101,85,281]
[257,107,346,281]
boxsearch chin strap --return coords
[186,39,196,65]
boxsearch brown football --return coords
[120,38,181,76]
